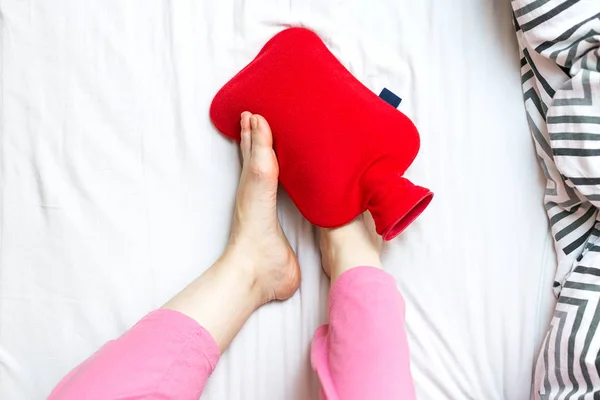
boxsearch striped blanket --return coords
[513,1,600,398]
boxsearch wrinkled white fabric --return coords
[0,0,555,398]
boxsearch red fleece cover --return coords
[210,28,432,240]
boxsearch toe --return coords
[248,114,278,181]
[250,115,274,152]
[240,112,252,161]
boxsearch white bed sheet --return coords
[0,0,556,399]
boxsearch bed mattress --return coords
[0,0,556,398]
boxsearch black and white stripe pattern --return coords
[513,1,600,398]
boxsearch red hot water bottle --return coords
[210,28,433,240]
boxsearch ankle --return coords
[216,250,264,308]
[320,227,382,282]
[329,249,382,282]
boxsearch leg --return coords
[49,113,300,400]
[49,309,220,400]
[311,215,415,400]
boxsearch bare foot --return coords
[319,212,382,283]
[223,112,301,305]
[162,113,300,352]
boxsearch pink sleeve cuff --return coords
[327,266,405,317]
[311,266,415,400]
[49,309,220,400]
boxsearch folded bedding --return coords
[513,0,600,397]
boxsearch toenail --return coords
[251,116,258,131]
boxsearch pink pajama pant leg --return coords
[311,266,416,400]
[49,267,414,399]
[48,309,220,400]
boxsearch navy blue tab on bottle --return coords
[379,88,402,108]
